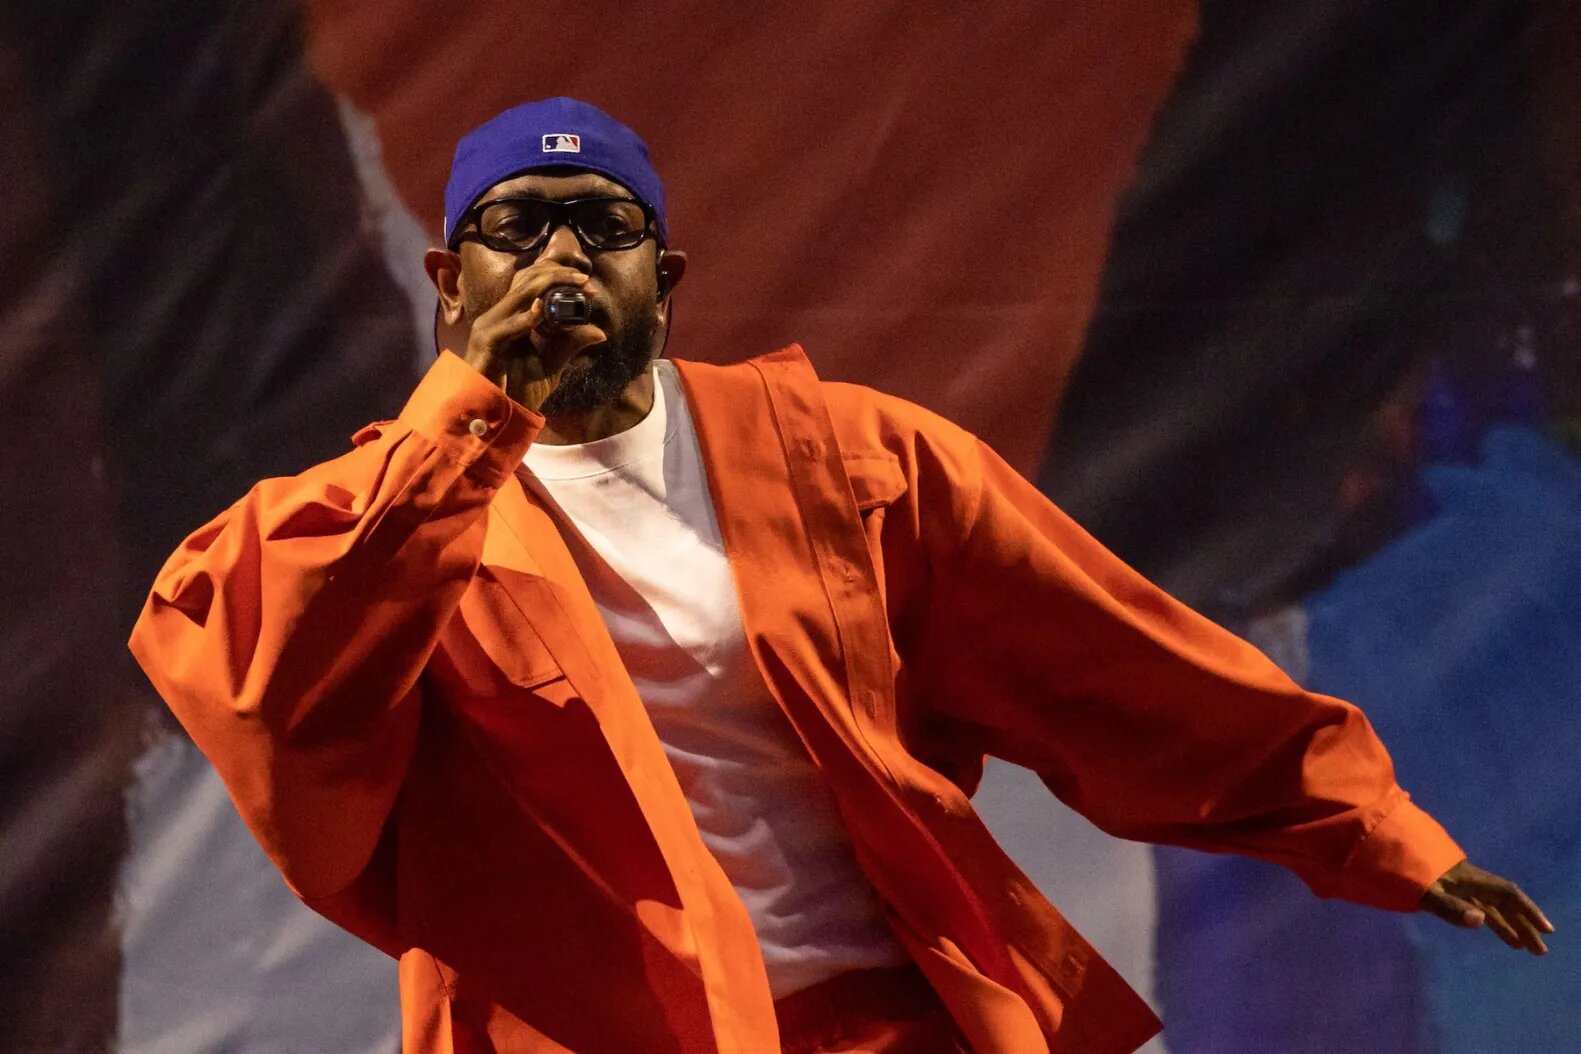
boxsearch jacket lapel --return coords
[480,463,779,1052]
[673,347,893,759]
[675,347,1023,986]
[477,468,669,777]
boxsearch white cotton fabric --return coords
[524,358,908,999]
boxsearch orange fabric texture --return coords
[129,347,1465,1053]
[774,965,967,1053]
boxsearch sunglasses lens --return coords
[477,200,552,249]
[570,199,649,249]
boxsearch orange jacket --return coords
[130,346,1464,1053]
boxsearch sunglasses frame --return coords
[452,195,659,255]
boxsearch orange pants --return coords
[773,966,970,1053]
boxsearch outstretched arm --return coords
[910,430,1550,953]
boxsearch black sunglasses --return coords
[453,195,658,255]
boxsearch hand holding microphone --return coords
[460,262,605,412]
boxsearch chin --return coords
[541,350,648,417]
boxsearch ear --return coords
[655,248,687,312]
[424,247,468,353]
[424,247,466,322]
[656,249,687,299]
[651,249,687,356]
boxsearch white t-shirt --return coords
[523,359,908,999]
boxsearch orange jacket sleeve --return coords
[915,433,1464,912]
[128,352,540,906]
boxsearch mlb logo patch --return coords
[542,133,581,153]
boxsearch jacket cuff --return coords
[1337,792,1466,911]
[398,350,544,487]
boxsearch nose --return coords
[536,223,591,272]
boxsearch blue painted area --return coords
[1154,428,1581,1052]
[1153,846,1435,1053]
[1303,427,1581,1054]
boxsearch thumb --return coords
[1422,887,1486,929]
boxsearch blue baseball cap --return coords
[443,97,668,248]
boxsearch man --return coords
[129,98,1551,1053]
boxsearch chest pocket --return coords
[844,450,907,513]
[430,570,567,699]
[838,451,910,686]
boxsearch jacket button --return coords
[468,418,489,438]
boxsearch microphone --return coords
[543,286,591,326]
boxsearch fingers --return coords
[1475,898,1547,955]
[1421,886,1486,929]
[464,268,599,395]
[1466,874,1553,955]
[1505,883,1556,935]
[1472,899,1526,951]
[1511,912,1550,956]
[1426,861,1554,956]
[519,299,545,334]
[469,265,588,353]
[487,264,589,329]
[1487,883,1552,955]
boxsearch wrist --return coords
[462,342,552,413]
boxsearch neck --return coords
[535,367,657,445]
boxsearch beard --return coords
[537,303,659,418]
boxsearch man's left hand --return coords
[1421,860,1553,955]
